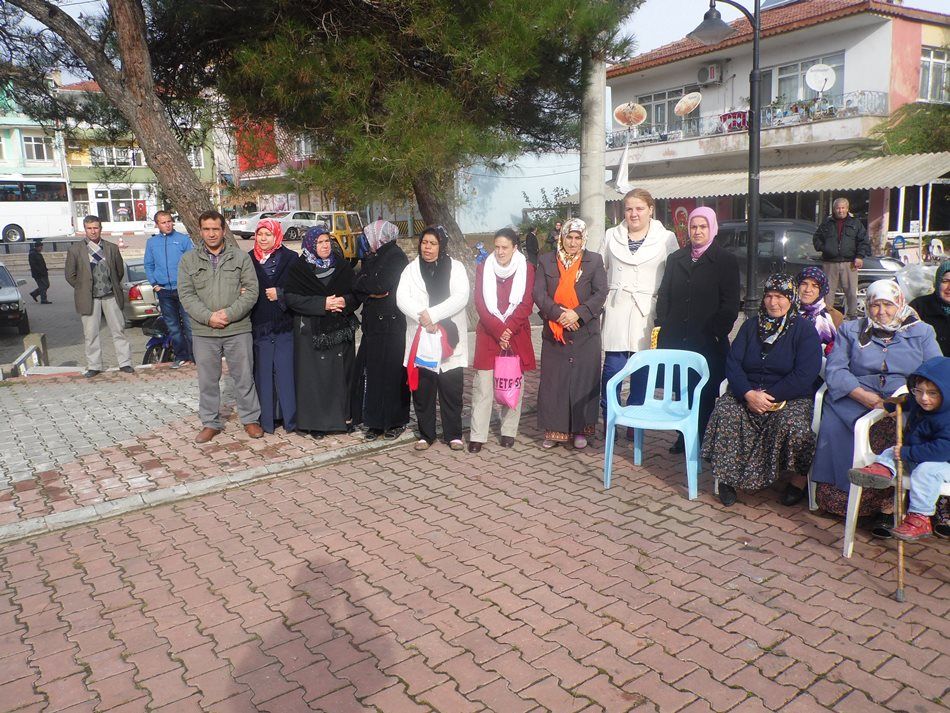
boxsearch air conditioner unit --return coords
[697,62,723,85]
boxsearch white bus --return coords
[0,179,73,242]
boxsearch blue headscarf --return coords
[302,225,334,269]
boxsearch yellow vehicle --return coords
[315,211,365,261]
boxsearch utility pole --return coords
[579,53,607,254]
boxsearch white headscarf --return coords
[482,248,527,322]
[364,219,400,252]
[863,279,917,334]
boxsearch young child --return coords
[849,356,950,541]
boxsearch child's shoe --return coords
[891,513,933,541]
[848,462,895,489]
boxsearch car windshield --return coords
[784,230,819,260]
[127,263,148,283]
[0,267,15,288]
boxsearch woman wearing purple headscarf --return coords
[796,266,842,356]
[655,207,741,450]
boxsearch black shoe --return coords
[468,442,482,453]
[669,434,685,454]
[364,429,382,441]
[718,483,737,507]
[30,293,38,302]
[311,431,325,440]
[119,366,134,374]
[500,436,515,448]
[40,300,52,304]
[780,484,806,507]
[934,521,950,539]
[383,427,405,440]
[863,512,894,539]
[82,369,101,378]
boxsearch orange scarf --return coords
[549,257,582,344]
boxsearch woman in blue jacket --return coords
[702,274,823,506]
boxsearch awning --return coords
[567,152,950,202]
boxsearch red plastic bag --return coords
[493,352,523,409]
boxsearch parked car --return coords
[0,262,29,334]
[271,211,323,241]
[227,211,277,238]
[717,219,904,314]
[122,259,160,326]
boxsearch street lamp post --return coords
[689,0,762,319]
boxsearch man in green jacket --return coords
[178,210,263,443]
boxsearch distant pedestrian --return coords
[178,210,263,443]
[546,221,562,252]
[249,219,297,434]
[144,210,194,368]
[65,216,133,378]
[28,241,51,304]
[812,197,870,319]
[523,226,540,267]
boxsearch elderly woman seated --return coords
[812,280,941,517]
[702,274,823,507]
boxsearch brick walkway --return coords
[0,368,947,711]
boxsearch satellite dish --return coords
[805,64,836,93]
[674,91,703,117]
[614,102,647,127]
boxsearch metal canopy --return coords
[583,152,950,202]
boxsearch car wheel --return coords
[17,313,30,335]
[2,224,25,243]
[143,345,164,364]
[855,284,869,317]
[286,227,298,241]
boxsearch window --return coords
[92,186,148,222]
[185,146,204,168]
[785,230,818,260]
[636,85,702,134]
[335,215,348,232]
[23,135,54,161]
[0,181,22,201]
[920,47,949,103]
[22,182,68,202]
[90,146,145,167]
[775,52,844,104]
[294,136,315,158]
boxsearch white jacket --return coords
[396,257,470,372]
[600,218,679,352]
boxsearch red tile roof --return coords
[608,0,950,79]
[58,80,101,92]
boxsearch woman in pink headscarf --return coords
[655,207,741,451]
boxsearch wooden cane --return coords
[884,394,906,602]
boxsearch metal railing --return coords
[607,90,889,149]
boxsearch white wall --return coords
[454,151,580,234]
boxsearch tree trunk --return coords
[8,0,222,243]
[411,173,478,324]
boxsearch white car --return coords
[271,210,325,241]
[227,211,277,238]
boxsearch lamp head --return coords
[687,4,738,46]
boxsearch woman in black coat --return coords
[655,207,740,450]
[352,220,411,440]
[284,226,361,437]
[910,260,950,356]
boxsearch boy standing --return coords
[850,356,950,540]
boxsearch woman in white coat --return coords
[396,225,470,451]
[600,188,679,419]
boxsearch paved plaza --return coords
[0,366,947,712]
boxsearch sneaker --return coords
[170,360,189,370]
[82,369,101,378]
[848,462,895,489]
[933,520,950,539]
[891,512,933,541]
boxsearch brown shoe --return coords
[195,427,221,444]
[244,423,264,439]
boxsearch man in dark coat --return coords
[812,197,870,319]
[523,227,540,266]
[28,241,51,304]
[546,221,562,252]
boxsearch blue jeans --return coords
[876,447,950,516]
[600,351,649,421]
[157,289,193,362]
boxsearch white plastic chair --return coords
[842,385,950,558]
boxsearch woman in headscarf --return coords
[352,219,410,440]
[533,218,608,449]
[599,188,679,423]
[248,219,297,433]
[702,274,823,507]
[655,207,741,451]
[813,280,941,516]
[284,226,360,438]
[469,228,536,452]
[796,266,842,356]
[910,260,950,356]
[396,225,470,451]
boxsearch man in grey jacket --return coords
[65,215,133,378]
[178,210,263,443]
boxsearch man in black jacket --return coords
[812,197,870,318]
[523,226,540,266]
[28,241,51,304]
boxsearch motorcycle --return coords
[140,315,176,364]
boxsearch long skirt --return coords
[701,393,815,491]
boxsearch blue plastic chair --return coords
[603,349,709,499]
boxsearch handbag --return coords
[493,350,523,409]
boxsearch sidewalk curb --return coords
[0,431,416,546]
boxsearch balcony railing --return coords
[606,90,889,149]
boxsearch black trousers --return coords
[30,277,50,302]
[412,366,463,443]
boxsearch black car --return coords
[717,219,904,313]
[0,262,29,334]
